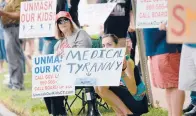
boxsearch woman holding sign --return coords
[55,11,101,116]
[141,23,185,116]
[95,34,148,116]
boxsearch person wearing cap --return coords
[55,11,101,116]
[57,0,80,27]
[41,1,70,116]
[0,0,25,90]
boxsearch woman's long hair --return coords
[55,19,79,40]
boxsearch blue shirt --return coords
[143,28,182,56]
[186,44,196,48]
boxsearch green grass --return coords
[0,71,167,116]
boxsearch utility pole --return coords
[131,0,154,106]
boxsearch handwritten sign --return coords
[167,0,196,43]
[78,3,116,26]
[58,48,126,86]
[136,0,168,28]
[19,0,56,39]
[32,55,75,98]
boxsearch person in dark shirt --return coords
[57,0,80,27]
[97,0,133,48]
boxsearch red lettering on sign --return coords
[23,0,53,12]
[21,13,35,23]
[171,5,185,36]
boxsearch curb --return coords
[0,103,17,116]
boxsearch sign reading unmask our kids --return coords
[19,0,56,38]
[58,48,126,86]
[32,55,75,98]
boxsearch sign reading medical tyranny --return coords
[19,0,56,38]
[59,48,126,86]
[136,0,168,28]
[167,0,196,43]
[32,55,75,98]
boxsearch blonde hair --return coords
[55,19,79,40]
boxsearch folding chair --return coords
[65,87,109,115]
[65,87,86,115]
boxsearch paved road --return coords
[0,103,16,116]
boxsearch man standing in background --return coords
[0,0,24,90]
[97,0,133,48]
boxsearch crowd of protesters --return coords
[0,0,196,116]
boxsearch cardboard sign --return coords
[78,3,116,26]
[19,0,56,39]
[58,48,126,86]
[167,0,196,43]
[136,0,168,28]
[32,55,75,98]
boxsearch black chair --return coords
[65,87,109,115]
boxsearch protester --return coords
[38,38,44,54]
[24,39,34,72]
[95,34,148,116]
[0,18,5,74]
[42,1,69,115]
[131,22,185,116]
[97,0,133,48]
[0,0,25,90]
[0,30,6,74]
[183,92,196,116]
[178,27,196,116]
[55,11,101,116]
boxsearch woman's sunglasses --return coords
[57,18,70,24]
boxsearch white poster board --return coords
[19,0,56,39]
[78,3,116,26]
[58,48,126,86]
[136,0,168,28]
[32,55,75,98]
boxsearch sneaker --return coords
[184,106,196,116]
[183,104,194,113]
[7,84,25,91]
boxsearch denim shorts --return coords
[0,37,6,61]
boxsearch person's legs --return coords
[96,86,132,115]
[94,87,123,115]
[42,37,67,115]
[167,53,185,116]
[51,96,66,116]
[170,88,185,116]
[42,38,57,55]
[183,92,196,116]
[0,39,6,73]
[191,91,196,106]
[85,87,101,116]
[44,97,52,115]
[165,89,172,116]
[38,38,44,54]
[150,53,184,116]
[109,86,149,115]
[0,60,4,73]
[4,27,24,90]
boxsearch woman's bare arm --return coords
[123,59,137,95]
